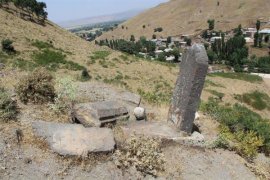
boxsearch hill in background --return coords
[99,0,270,40]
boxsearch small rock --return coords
[191,131,204,142]
[24,158,32,164]
[134,107,146,120]
[195,112,200,120]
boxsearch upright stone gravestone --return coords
[168,44,208,134]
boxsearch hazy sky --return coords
[39,0,168,23]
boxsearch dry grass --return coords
[99,0,270,40]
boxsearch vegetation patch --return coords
[213,125,264,159]
[138,79,173,105]
[33,49,85,71]
[80,69,91,82]
[103,72,129,89]
[16,68,56,104]
[208,73,263,83]
[12,58,37,71]
[206,89,225,100]
[234,91,270,110]
[201,98,270,157]
[50,77,77,113]
[1,39,15,54]
[32,40,53,49]
[113,136,165,176]
[0,87,18,122]
[90,51,111,60]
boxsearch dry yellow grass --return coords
[99,0,270,40]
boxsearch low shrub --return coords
[213,125,264,159]
[81,69,91,81]
[0,87,18,122]
[16,68,55,104]
[1,39,15,53]
[113,136,165,176]
[235,91,270,110]
[50,77,77,112]
[201,98,270,156]
[234,131,264,159]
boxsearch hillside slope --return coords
[100,0,270,40]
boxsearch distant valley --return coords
[58,9,145,29]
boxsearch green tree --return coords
[207,19,215,30]
[235,24,243,36]
[167,36,172,44]
[152,34,157,39]
[256,20,261,31]
[264,35,269,43]
[259,34,263,48]
[254,32,259,47]
[130,35,135,42]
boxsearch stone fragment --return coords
[168,44,208,134]
[32,121,115,156]
[134,107,146,120]
[74,101,129,127]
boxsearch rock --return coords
[74,101,129,127]
[32,121,115,156]
[168,44,208,134]
[134,107,146,120]
[121,121,205,147]
[118,91,141,106]
[195,112,200,120]
[121,121,181,139]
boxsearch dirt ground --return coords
[1,80,269,180]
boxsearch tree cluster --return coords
[97,36,157,57]
[0,0,47,22]
[208,25,248,71]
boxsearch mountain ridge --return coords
[99,0,270,40]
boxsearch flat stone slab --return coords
[121,121,205,146]
[74,101,129,127]
[32,121,115,156]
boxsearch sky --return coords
[38,0,168,23]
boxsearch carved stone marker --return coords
[168,44,208,134]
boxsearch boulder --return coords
[32,121,115,156]
[74,101,129,127]
[134,107,146,120]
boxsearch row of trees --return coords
[96,36,157,56]
[0,0,47,22]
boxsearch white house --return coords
[164,48,173,52]
[210,36,222,43]
[166,56,175,62]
